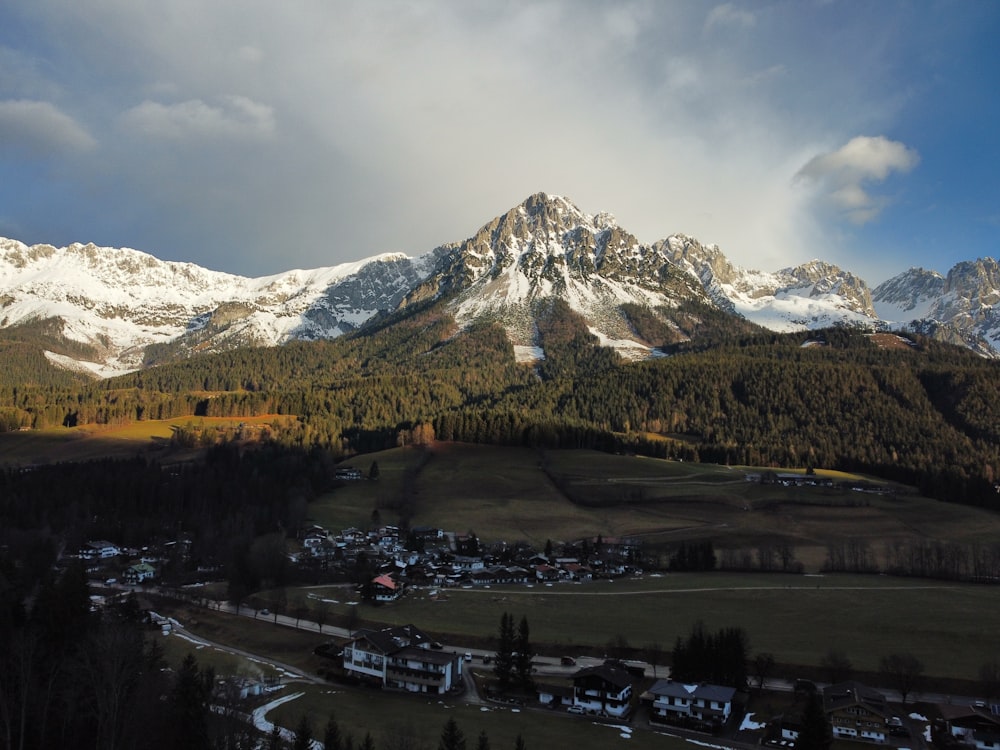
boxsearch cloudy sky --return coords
[1,1,997,285]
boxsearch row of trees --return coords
[824,538,1000,581]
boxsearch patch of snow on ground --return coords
[514,345,544,363]
[251,691,311,746]
[594,723,632,740]
[741,713,766,730]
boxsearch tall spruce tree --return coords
[493,612,515,690]
[796,691,832,750]
[515,615,535,692]
[438,717,467,750]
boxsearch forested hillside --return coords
[1,300,998,508]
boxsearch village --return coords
[75,512,1000,750]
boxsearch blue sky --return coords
[0,1,997,285]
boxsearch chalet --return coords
[933,702,1000,750]
[560,562,593,581]
[371,573,402,602]
[570,661,635,718]
[644,679,736,728]
[533,564,560,582]
[823,682,892,742]
[341,624,462,694]
[123,562,156,585]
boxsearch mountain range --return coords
[1,192,998,376]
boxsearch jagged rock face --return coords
[873,258,1000,354]
[872,268,945,314]
[1,195,998,376]
[425,194,709,352]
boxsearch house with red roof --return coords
[372,573,402,602]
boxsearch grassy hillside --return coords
[307,443,1000,574]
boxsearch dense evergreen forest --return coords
[2,300,999,509]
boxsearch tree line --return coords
[1,305,999,509]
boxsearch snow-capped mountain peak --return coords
[2,193,998,376]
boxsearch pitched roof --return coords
[372,574,396,589]
[823,681,889,718]
[646,679,737,703]
[351,623,434,654]
[573,663,634,690]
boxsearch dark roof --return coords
[573,663,634,690]
[823,681,889,718]
[351,623,434,654]
[646,679,737,703]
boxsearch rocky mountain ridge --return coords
[1,193,997,375]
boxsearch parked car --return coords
[567,705,585,714]
[560,656,577,666]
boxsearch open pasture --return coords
[299,572,1000,682]
[313,444,1000,571]
[267,682,688,750]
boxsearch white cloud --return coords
[0,2,944,283]
[0,99,96,156]
[705,3,757,30]
[120,95,275,141]
[795,136,919,225]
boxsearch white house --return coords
[645,679,737,727]
[936,703,1000,750]
[123,562,156,584]
[341,624,462,695]
[79,541,121,560]
[570,662,635,718]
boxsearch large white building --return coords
[644,679,737,728]
[341,624,462,695]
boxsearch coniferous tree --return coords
[515,615,535,691]
[438,717,466,750]
[796,691,832,750]
[323,713,343,750]
[292,714,312,750]
[493,612,515,690]
[168,653,212,750]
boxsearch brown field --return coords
[0,415,295,465]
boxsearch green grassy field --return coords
[288,572,998,681]
[266,682,690,750]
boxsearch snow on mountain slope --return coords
[2,194,998,377]
[432,193,709,357]
[873,258,1000,354]
[0,237,438,374]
